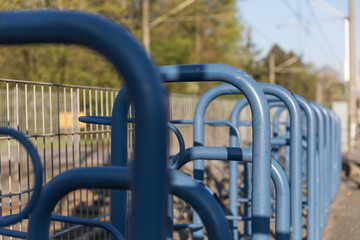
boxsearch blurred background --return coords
[0,0,358,150]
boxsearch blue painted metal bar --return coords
[328,109,337,202]
[269,98,319,240]
[50,215,125,240]
[230,94,286,237]
[158,64,271,240]
[169,119,242,147]
[0,128,128,240]
[258,83,303,240]
[79,85,256,238]
[311,103,325,238]
[168,146,253,169]
[230,96,254,237]
[268,104,291,180]
[190,84,247,239]
[266,97,319,240]
[110,89,130,238]
[81,88,243,240]
[231,85,302,239]
[0,128,43,226]
[0,228,27,239]
[229,90,322,240]
[272,106,288,138]
[335,111,340,194]
[167,122,186,165]
[233,96,288,237]
[271,160,290,240]
[0,11,342,240]
[180,83,298,239]
[317,104,331,222]
[169,146,290,240]
[294,96,316,240]
[0,214,126,240]
[79,115,186,165]
[191,84,239,239]
[0,10,168,240]
[82,87,238,240]
[28,167,231,240]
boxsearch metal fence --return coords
[0,78,117,239]
[0,78,251,239]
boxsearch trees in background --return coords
[262,44,319,101]
[317,66,346,106]
[0,0,333,101]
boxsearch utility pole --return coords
[142,0,198,54]
[316,81,324,104]
[142,0,151,54]
[269,54,276,84]
[268,55,299,84]
[194,0,202,64]
[310,0,355,150]
[349,0,357,149]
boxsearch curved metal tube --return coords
[28,167,231,240]
[0,128,43,226]
[158,64,271,240]
[169,119,242,147]
[50,215,124,240]
[168,146,252,169]
[110,88,130,237]
[334,113,342,195]
[172,84,246,240]
[326,108,337,202]
[272,106,288,138]
[311,103,325,238]
[0,215,126,240]
[213,83,302,240]
[328,110,336,201]
[0,10,168,240]
[193,84,245,239]
[79,115,186,166]
[294,96,317,240]
[271,160,290,240]
[0,228,27,239]
[79,115,112,125]
[80,90,181,239]
[258,83,302,240]
[167,122,186,165]
[230,96,253,236]
[169,147,290,240]
[317,104,331,221]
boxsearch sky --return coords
[237,0,360,81]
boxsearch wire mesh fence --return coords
[0,79,117,239]
[0,78,252,239]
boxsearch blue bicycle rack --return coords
[0,9,343,240]
[159,64,272,240]
[0,10,232,240]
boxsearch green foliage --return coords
[0,0,319,100]
[150,0,244,94]
[0,0,129,88]
[262,44,319,101]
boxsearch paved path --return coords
[323,151,360,240]
[323,180,360,239]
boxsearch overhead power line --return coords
[150,0,197,28]
[242,20,276,44]
[281,0,302,21]
[306,1,343,65]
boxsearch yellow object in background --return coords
[59,112,85,129]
